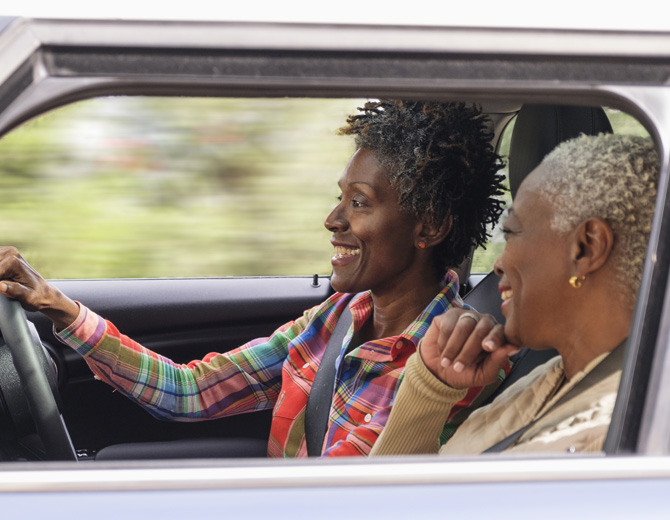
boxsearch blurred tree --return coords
[0,99,645,280]
[0,97,359,278]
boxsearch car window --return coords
[469,107,651,274]
[1,98,651,280]
[469,115,515,274]
[0,97,361,279]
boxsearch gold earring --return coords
[569,275,585,289]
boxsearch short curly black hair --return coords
[339,100,506,274]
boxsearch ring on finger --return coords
[458,311,480,325]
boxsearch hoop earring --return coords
[569,275,585,289]
[418,241,426,249]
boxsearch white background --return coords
[4,0,670,31]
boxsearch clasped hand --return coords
[420,308,520,389]
[0,246,79,330]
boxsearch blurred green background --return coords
[0,97,359,278]
[0,98,648,280]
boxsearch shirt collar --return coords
[345,270,463,361]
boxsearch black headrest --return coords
[508,105,613,198]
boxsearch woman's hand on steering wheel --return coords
[0,246,79,330]
[420,308,520,390]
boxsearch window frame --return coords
[1,17,670,493]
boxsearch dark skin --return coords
[420,165,632,389]
[0,147,452,344]
[0,249,79,331]
[324,147,451,343]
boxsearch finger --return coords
[450,316,498,372]
[0,252,29,283]
[0,252,45,292]
[421,314,441,348]
[0,280,27,298]
[434,312,458,362]
[481,323,507,352]
[425,310,461,357]
[0,247,25,274]
[440,311,482,368]
[0,246,22,260]
[477,343,521,382]
[0,280,39,311]
[417,320,440,366]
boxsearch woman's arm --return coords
[56,302,312,421]
[370,351,467,455]
[371,308,518,456]
[0,245,308,421]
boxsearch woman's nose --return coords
[493,255,504,277]
[324,203,348,232]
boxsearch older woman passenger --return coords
[371,133,659,455]
[0,100,507,458]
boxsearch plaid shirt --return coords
[56,271,503,457]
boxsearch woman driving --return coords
[371,133,659,455]
[0,100,507,458]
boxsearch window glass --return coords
[469,107,650,274]
[470,117,514,274]
[606,107,650,135]
[2,100,649,280]
[0,97,360,278]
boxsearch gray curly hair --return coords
[537,133,659,300]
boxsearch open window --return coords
[0,17,669,506]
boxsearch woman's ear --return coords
[571,217,614,275]
[417,215,453,248]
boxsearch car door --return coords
[2,16,670,518]
[5,93,362,455]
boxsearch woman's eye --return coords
[336,193,366,208]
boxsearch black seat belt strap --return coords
[482,340,626,453]
[305,306,353,456]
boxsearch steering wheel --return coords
[0,295,77,461]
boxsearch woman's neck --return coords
[558,294,632,380]
[363,277,445,343]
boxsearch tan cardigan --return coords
[371,350,620,456]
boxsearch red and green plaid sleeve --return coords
[57,303,317,420]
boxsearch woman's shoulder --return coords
[495,354,564,402]
[515,370,621,454]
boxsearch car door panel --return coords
[28,277,332,455]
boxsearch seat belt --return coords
[482,340,626,453]
[305,306,353,456]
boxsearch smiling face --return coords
[324,147,427,296]
[494,168,575,349]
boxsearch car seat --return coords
[464,104,613,403]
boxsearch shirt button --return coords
[302,363,310,369]
[364,414,372,423]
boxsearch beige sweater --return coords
[371,350,620,456]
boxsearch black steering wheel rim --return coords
[0,295,77,461]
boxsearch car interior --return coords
[0,85,648,462]
[2,20,670,520]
